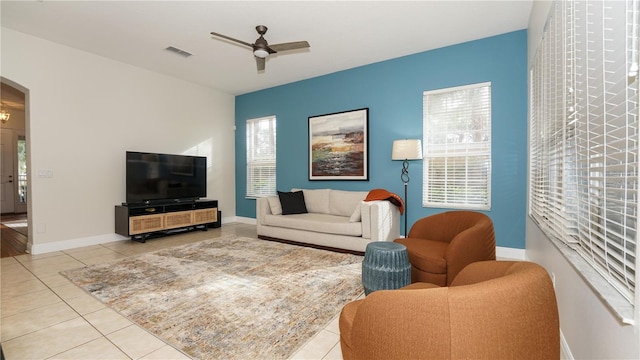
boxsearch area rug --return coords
[61,235,364,359]
[0,220,28,236]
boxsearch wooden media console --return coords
[115,199,220,242]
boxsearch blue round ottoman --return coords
[362,242,411,295]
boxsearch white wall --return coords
[1,28,236,253]
[526,1,639,358]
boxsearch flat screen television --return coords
[126,151,207,204]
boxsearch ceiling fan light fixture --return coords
[253,48,269,58]
[0,103,10,124]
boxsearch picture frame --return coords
[308,108,369,181]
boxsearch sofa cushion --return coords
[330,190,368,217]
[349,202,363,222]
[262,213,363,236]
[278,191,308,215]
[266,196,282,215]
[292,188,331,214]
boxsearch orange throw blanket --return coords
[365,189,404,215]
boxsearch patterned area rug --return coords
[62,235,364,359]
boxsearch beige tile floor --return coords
[0,223,347,360]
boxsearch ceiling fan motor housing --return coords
[256,25,268,35]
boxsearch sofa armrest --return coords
[361,200,400,241]
[256,197,273,227]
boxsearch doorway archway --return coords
[1,77,30,256]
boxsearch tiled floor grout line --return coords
[2,224,343,359]
[6,231,250,358]
[6,249,168,359]
[3,258,89,353]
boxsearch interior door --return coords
[1,129,15,213]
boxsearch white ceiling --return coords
[1,0,533,96]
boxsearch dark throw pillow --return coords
[277,191,308,215]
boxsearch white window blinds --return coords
[422,82,492,210]
[529,0,639,304]
[246,116,276,198]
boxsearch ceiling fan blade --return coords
[256,57,265,71]
[210,32,253,49]
[269,41,310,52]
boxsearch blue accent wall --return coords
[236,30,528,249]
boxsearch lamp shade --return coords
[392,139,423,160]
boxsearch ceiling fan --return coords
[210,25,310,71]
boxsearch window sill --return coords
[546,233,635,325]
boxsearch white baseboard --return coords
[27,217,254,255]
[29,233,129,255]
[496,246,526,260]
[226,216,256,225]
[560,330,574,359]
[27,220,527,261]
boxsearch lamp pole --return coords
[401,159,410,237]
[392,139,423,238]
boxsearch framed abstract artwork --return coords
[308,108,369,180]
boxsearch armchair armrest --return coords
[444,216,496,282]
[450,261,532,286]
[406,213,453,241]
[340,288,452,360]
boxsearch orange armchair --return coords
[339,261,560,360]
[395,210,496,286]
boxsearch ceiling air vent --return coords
[165,46,192,58]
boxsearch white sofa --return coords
[256,188,401,253]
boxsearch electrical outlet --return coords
[37,170,54,178]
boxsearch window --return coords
[17,135,26,204]
[530,0,639,310]
[422,82,492,210]
[246,116,276,198]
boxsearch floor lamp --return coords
[392,139,423,237]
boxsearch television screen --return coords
[126,151,207,204]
